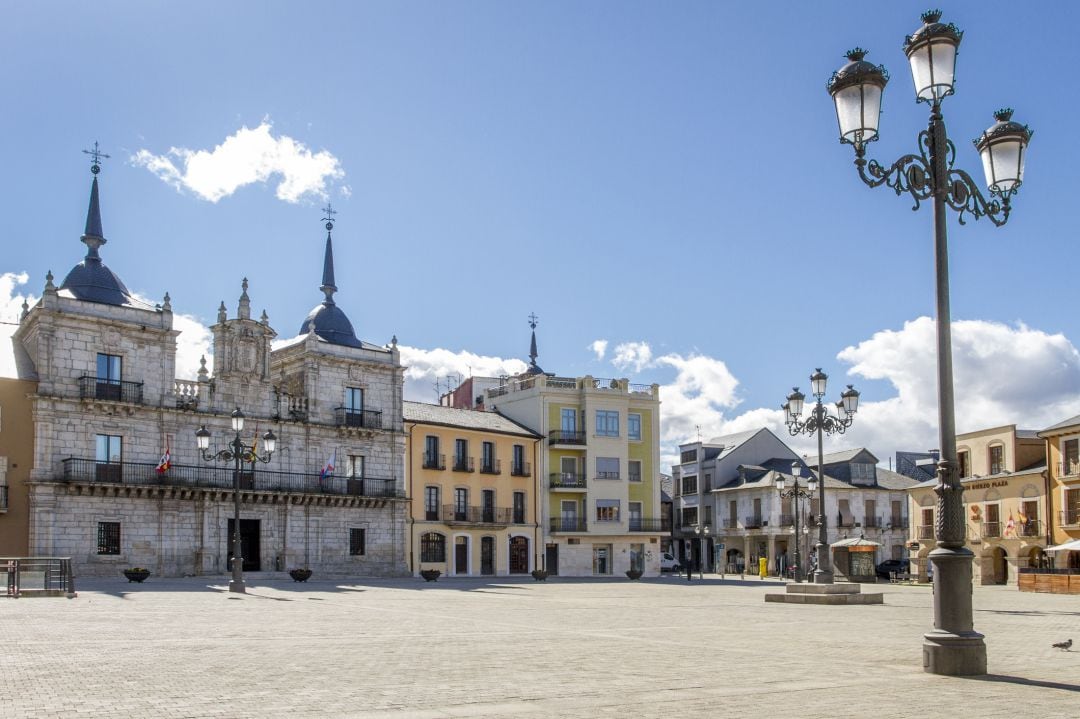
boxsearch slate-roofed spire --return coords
[297,204,362,348]
[525,312,545,375]
[60,142,138,307]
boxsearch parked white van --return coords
[660,552,682,572]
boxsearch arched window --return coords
[420,532,446,563]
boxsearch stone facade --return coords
[15,173,408,579]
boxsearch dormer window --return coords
[988,445,1005,475]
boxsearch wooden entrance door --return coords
[454,537,468,575]
[480,536,495,575]
[226,519,261,571]
[509,536,529,574]
[545,543,559,575]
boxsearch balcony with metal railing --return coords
[549,517,588,532]
[779,514,795,527]
[1017,519,1044,537]
[452,456,475,473]
[744,515,763,529]
[478,459,501,475]
[333,407,383,430]
[723,518,739,529]
[440,505,512,525]
[1062,509,1080,526]
[1057,461,1080,478]
[629,518,668,532]
[918,524,934,540]
[423,453,446,470]
[595,471,620,480]
[549,473,587,489]
[78,376,144,405]
[863,516,883,529]
[982,521,1002,538]
[59,458,403,498]
[548,430,587,445]
[510,461,531,477]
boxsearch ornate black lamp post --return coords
[693,524,710,578]
[775,462,818,582]
[826,10,1031,676]
[196,408,276,594]
[783,369,859,585]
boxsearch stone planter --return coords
[420,569,441,582]
[122,569,150,583]
[625,569,643,580]
[289,569,312,583]
[530,569,548,581]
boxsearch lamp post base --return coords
[811,569,833,584]
[923,632,986,676]
[228,579,246,594]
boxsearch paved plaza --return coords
[1,574,1078,718]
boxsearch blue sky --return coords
[3,2,1078,466]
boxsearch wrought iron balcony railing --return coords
[333,407,383,430]
[1058,461,1080,477]
[510,461,531,477]
[723,518,739,529]
[744,516,763,529]
[78,376,144,404]
[1062,509,1080,526]
[863,516,883,528]
[60,458,403,498]
[1017,519,1043,537]
[917,524,934,540]
[982,521,1002,538]
[452,456,475,473]
[478,459,501,475]
[629,518,668,532]
[423,453,446,470]
[549,473,587,489]
[779,514,795,527]
[549,517,588,532]
[440,504,512,525]
[548,430,586,445]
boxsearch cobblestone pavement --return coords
[1,574,1078,718]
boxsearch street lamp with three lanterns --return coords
[196,407,277,594]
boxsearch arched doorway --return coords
[454,536,469,576]
[1027,546,1048,571]
[1068,550,1080,571]
[509,536,529,574]
[991,546,1008,585]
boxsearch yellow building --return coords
[0,343,37,557]
[908,424,1048,585]
[404,401,542,577]
[1037,414,1080,570]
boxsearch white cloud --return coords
[398,345,527,403]
[0,271,33,323]
[132,122,345,204]
[589,339,608,361]
[171,312,213,380]
[612,341,653,372]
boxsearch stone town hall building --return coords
[11,163,408,578]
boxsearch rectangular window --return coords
[347,455,364,478]
[420,533,445,562]
[425,486,440,521]
[454,487,468,519]
[512,444,525,475]
[864,499,876,527]
[728,500,737,525]
[629,501,643,529]
[628,413,641,440]
[958,450,970,478]
[680,449,697,464]
[424,436,441,469]
[681,506,698,527]
[628,460,642,482]
[596,499,620,522]
[454,439,471,471]
[703,505,713,526]
[481,489,495,522]
[560,408,577,432]
[481,441,495,473]
[595,410,619,437]
[349,528,365,556]
[891,500,903,526]
[1065,489,1079,524]
[1063,439,1079,476]
[96,353,122,382]
[513,492,526,524]
[345,387,363,412]
[96,434,122,463]
[989,445,1005,475]
[681,475,698,495]
[97,521,120,555]
[596,457,620,479]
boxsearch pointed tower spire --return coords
[525,312,544,375]
[320,202,338,304]
[81,141,110,258]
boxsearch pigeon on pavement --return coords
[1051,639,1072,651]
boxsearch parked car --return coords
[875,558,910,579]
[660,552,682,572]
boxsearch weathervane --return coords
[82,141,110,175]
[321,202,337,231]
[528,312,538,330]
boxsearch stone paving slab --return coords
[1,575,1078,718]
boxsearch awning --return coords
[1044,539,1080,553]
[830,536,882,549]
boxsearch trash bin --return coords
[758,557,768,579]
